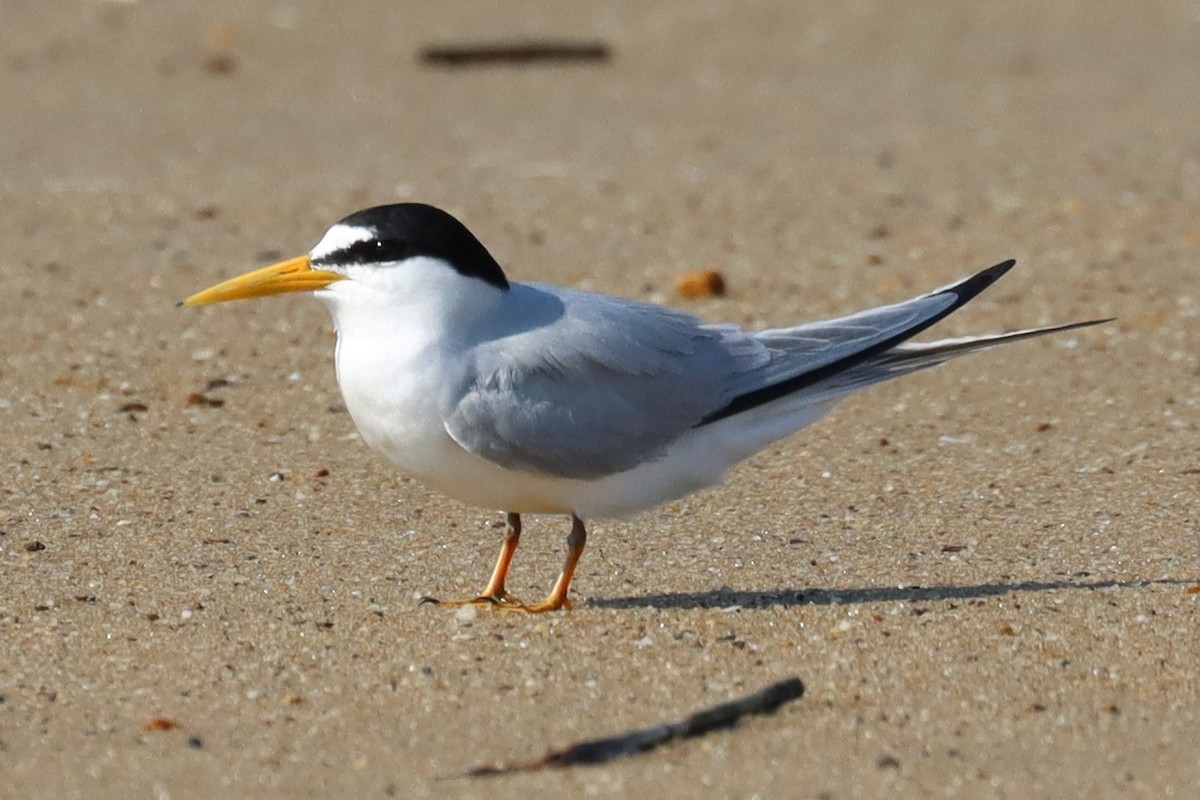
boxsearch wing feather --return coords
[444,285,762,479]
[443,261,1101,478]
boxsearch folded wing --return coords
[444,261,1107,480]
[444,287,764,479]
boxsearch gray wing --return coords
[698,261,1023,423]
[443,285,769,479]
[444,260,1094,476]
[732,266,1010,391]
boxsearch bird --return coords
[183,202,1108,612]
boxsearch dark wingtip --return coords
[986,258,1017,281]
[697,259,1023,426]
[943,259,1016,304]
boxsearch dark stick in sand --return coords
[463,676,805,777]
[420,40,612,68]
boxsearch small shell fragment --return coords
[675,269,726,299]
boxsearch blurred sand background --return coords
[1,1,1197,797]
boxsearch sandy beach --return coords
[2,2,1197,797]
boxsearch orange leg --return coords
[481,512,522,601]
[424,513,523,607]
[496,514,587,613]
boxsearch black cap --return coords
[312,203,509,290]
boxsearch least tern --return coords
[184,203,1107,612]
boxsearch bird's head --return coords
[181,203,509,308]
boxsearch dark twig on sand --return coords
[419,41,612,68]
[463,676,805,777]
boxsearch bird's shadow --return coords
[588,577,1193,611]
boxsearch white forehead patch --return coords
[310,223,374,261]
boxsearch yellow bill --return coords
[181,255,346,306]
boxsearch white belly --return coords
[338,356,740,517]
[335,339,734,516]
[330,318,580,513]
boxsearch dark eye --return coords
[375,238,410,262]
[342,238,409,264]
